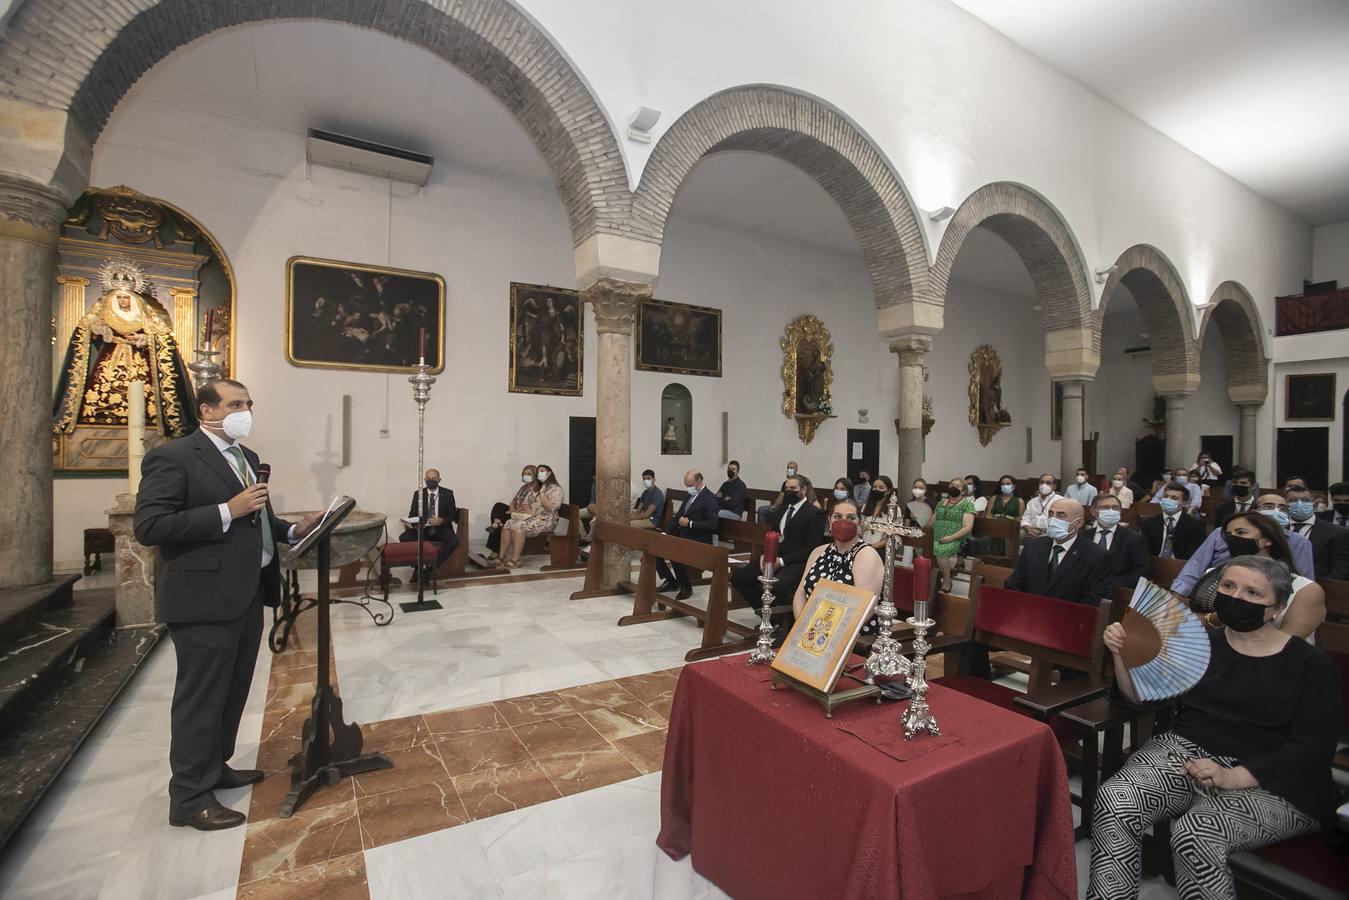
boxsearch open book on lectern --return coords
[285,495,356,560]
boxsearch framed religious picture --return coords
[771,580,876,693]
[636,298,722,377]
[509,282,583,396]
[286,256,445,374]
[1285,373,1335,421]
[1050,381,1065,441]
[967,344,1012,446]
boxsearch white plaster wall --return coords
[1311,220,1349,285]
[1273,357,1348,488]
[1190,324,1241,464]
[1087,299,1155,476]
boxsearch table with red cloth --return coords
[657,655,1077,899]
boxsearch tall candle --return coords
[913,554,931,624]
[762,531,780,577]
[127,380,146,494]
[419,327,426,361]
[204,307,214,350]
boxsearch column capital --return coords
[889,334,932,366]
[582,276,652,335]
[1159,390,1195,403]
[0,173,68,239]
[57,274,89,286]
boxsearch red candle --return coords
[419,327,426,360]
[913,554,931,603]
[203,307,214,349]
[763,531,780,570]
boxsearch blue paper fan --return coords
[1119,579,1211,702]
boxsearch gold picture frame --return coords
[780,314,835,444]
[967,344,1012,446]
[508,282,583,396]
[285,256,445,375]
[635,297,722,377]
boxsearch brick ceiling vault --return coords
[1096,244,1200,384]
[1201,281,1269,391]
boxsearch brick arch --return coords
[1095,244,1200,392]
[1199,280,1269,402]
[930,182,1093,330]
[0,0,630,247]
[631,85,929,309]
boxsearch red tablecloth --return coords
[657,655,1077,899]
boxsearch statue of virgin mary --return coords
[53,257,197,437]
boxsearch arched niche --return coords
[661,383,693,455]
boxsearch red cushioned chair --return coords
[380,539,444,601]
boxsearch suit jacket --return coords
[665,487,720,544]
[1141,512,1205,560]
[764,501,826,567]
[1214,498,1256,524]
[1081,525,1149,590]
[1006,535,1114,606]
[716,477,747,515]
[1317,509,1349,529]
[408,486,458,536]
[134,428,294,623]
[1292,517,1349,581]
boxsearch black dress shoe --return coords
[215,767,264,789]
[675,587,693,600]
[657,580,677,593]
[169,801,246,831]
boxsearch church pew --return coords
[970,517,1020,568]
[1148,557,1186,590]
[520,503,585,571]
[570,520,755,662]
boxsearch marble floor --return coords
[0,567,1173,899]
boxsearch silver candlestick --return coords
[401,356,442,613]
[863,493,923,683]
[188,347,222,389]
[747,567,778,665]
[901,603,941,740]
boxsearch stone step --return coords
[0,589,116,736]
[0,575,80,640]
[0,622,163,850]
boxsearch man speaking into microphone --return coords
[134,378,320,830]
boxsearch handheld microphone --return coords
[254,463,271,525]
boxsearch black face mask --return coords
[1231,484,1251,498]
[1213,591,1271,632]
[727,469,737,480]
[1334,503,1349,518]
[1223,533,1261,558]
[946,485,962,498]
[425,479,439,489]
[782,490,800,506]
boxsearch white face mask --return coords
[642,478,653,488]
[537,470,550,482]
[210,409,252,441]
[522,474,533,484]
[1112,479,1124,488]
[1075,475,1087,484]
[912,487,926,498]
[1039,483,1054,496]
[786,467,797,477]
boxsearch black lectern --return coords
[279,496,393,818]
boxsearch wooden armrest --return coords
[1014,678,1109,718]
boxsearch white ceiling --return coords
[949,0,1349,226]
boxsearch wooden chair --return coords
[83,527,114,575]
[1133,500,1162,522]
[1119,505,1141,531]
[1148,557,1187,590]
[973,561,1012,590]
[744,487,779,522]
[521,503,585,570]
[970,517,1021,568]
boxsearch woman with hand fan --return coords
[1087,555,1340,900]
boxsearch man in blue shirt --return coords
[1170,493,1314,596]
[634,468,665,528]
[1150,466,1202,513]
[1066,467,1098,506]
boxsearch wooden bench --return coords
[83,527,114,575]
[1148,556,1186,590]
[970,516,1020,568]
[521,502,585,570]
[744,487,781,523]
[571,520,756,661]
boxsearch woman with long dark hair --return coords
[500,463,563,568]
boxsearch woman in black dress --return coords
[1088,555,1340,899]
[792,498,885,637]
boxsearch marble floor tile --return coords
[555,679,636,711]
[497,848,626,899]
[452,761,561,820]
[578,701,667,742]
[423,701,508,736]
[237,850,368,900]
[435,727,531,776]
[361,713,433,751]
[239,798,362,884]
[351,743,448,798]
[610,730,670,775]
[492,691,571,727]
[536,748,641,797]
[511,713,608,757]
[363,817,500,899]
[357,779,469,848]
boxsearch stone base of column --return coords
[106,493,158,627]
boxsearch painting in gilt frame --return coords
[509,282,583,396]
[770,579,877,693]
[636,298,722,377]
[286,256,445,374]
[967,344,1012,446]
[1284,373,1336,421]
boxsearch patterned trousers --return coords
[1087,732,1316,899]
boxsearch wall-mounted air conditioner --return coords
[306,129,433,187]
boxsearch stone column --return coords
[0,175,68,589]
[1237,403,1260,473]
[1162,392,1194,468]
[582,276,653,589]
[106,493,157,626]
[1057,380,1087,480]
[890,335,931,492]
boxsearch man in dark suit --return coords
[134,379,320,831]
[398,468,458,579]
[656,469,720,599]
[1141,483,1206,560]
[730,474,824,615]
[1082,494,1149,590]
[1286,484,1349,580]
[1318,482,1349,529]
[715,459,747,520]
[1215,468,1257,522]
[1007,498,1114,605]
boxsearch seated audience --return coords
[758,460,800,524]
[1318,481,1349,528]
[1006,498,1113,605]
[1116,467,1146,504]
[1215,468,1256,520]
[580,476,597,536]
[1170,493,1316,597]
[963,474,988,514]
[1066,467,1098,506]
[1151,466,1203,512]
[499,463,563,568]
[1141,483,1206,560]
[791,498,883,647]
[860,475,896,552]
[906,478,934,528]
[932,477,976,593]
[853,469,872,507]
[715,459,747,520]
[1021,473,1062,537]
[632,469,664,529]
[1284,483,1349,580]
[1206,513,1325,640]
[986,474,1023,519]
[1089,555,1339,900]
[398,469,459,578]
[485,464,536,560]
[821,477,855,522]
[1194,450,1223,488]
[655,470,719,600]
[1106,471,1134,508]
[1082,494,1148,590]
[732,473,824,625]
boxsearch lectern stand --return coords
[279,497,393,818]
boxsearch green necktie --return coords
[1048,543,1063,578]
[225,446,274,558]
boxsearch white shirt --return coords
[1093,526,1115,551]
[204,428,295,567]
[1050,532,1078,562]
[778,496,809,533]
[1022,492,1061,532]
[1290,518,1315,537]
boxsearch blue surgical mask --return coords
[1046,517,1073,541]
[1158,498,1181,515]
[1095,509,1121,529]
[1000,484,1014,495]
[1288,500,1315,522]
[833,489,847,500]
[1175,475,1189,486]
[1260,508,1290,529]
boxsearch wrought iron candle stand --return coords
[747,567,778,665]
[400,357,442,613]
[901,603,941,741]
[188,347,222,390]
[863,493,922,683]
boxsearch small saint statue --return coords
[53,257,197,438]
